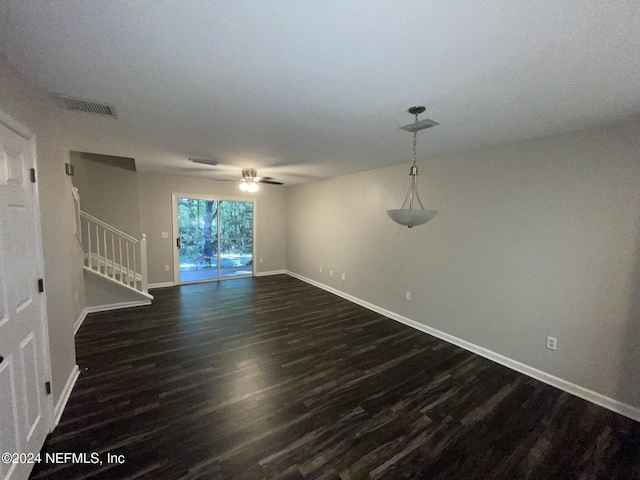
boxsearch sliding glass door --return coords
[219,200,254,279]
[175,196,254,283]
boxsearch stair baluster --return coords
[79,211,150,296]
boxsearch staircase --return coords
[80,211,153,300]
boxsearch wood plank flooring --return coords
[31,275,640,479]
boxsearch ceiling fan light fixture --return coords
[386,106,438,228]
[239,169,259,192]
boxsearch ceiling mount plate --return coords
[408,106,426,115]
[400,118,439,132]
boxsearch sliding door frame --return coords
[171,193,257,285]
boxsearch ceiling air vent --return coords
[57,95,117,118]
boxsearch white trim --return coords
[149,281,175,289]
[74,308,89,335]
[32,130,55,432]
[72,187,83,252]
[52,365,80,428]
[254,270,286,277]
[253,200,258,280]
[172,193,180,285]
[84,300,151,314]
[0,110,32,140]
[74,232,84,255]
[285,270,640,422]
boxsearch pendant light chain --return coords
[412,113,418,166]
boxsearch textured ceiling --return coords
[1,1,639,184]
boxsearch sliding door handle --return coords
[176,237,181,248]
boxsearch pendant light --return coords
[386,106,438,228]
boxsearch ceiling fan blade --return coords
[189,158,220,166]
[212,176,238,181]
[183,167,228,175]
[185,164,284,184]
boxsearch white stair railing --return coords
[80,211,149,294]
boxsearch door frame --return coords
[0,109,54,432]
[171,193,257,285]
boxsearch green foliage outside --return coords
[178,199,253,269]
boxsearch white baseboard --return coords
[254,270,286,277]
[74,307,89,335]
[52,365,80,428]
[285,270,640,422]
[149,281,175,289]
[85,300,151,314]
[78,300,150,330]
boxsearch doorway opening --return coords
[174,195,254,284]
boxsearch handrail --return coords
[80,211,140,243]
[72,187,84,254]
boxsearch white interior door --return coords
[0,119,51,480]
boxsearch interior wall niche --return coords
[70,151,141,237]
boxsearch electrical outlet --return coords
[161,232,169,238]
[319,266,322,272]
[341,273,346,280]
[405,291,411,300]
[259,258,263,264]
[546,336,557,351]
[330,270,333,276]
[164,265,170,271]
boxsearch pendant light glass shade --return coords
[386,106,438,228]
[386,165,438,227]
[239,181,259,192]
[386,209,438,227]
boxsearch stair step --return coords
[84,266,153,300]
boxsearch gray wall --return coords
[139,171,287,285]
[84,271,149,308]
[70,152,141,237]
[0,54,82,404]
[3,47,638,414]
[286,117,640,409]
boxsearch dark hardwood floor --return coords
[31,275,640,479]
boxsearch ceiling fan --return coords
[238,168,283,192]
[188,159,284,190]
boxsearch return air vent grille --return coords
[57,95,117,118]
